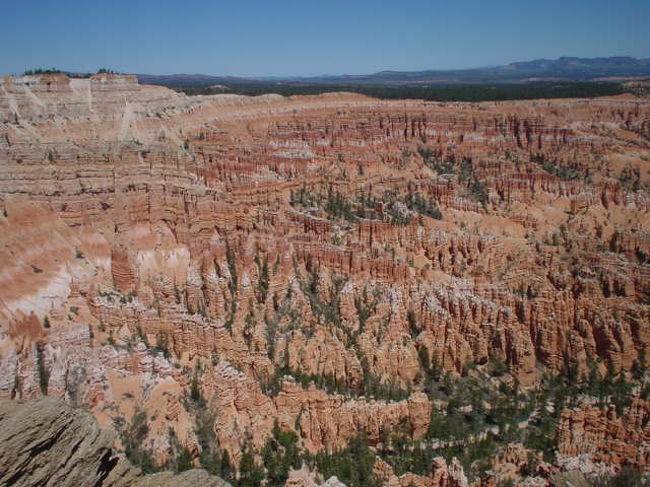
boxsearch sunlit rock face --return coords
[0,74,648,484]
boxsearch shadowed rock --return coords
[0,397,230,487]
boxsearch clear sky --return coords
[1,0,649,77]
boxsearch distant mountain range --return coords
[137,56,650,88]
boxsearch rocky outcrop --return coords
[0,397,230,486]
[373,456,469,487]
[556,397,650,470]
[285,466,347,487]
[275,380,431,453]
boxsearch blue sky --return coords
[1,0,649,76]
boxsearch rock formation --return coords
[0,397,230,486]
[557,397,650,469]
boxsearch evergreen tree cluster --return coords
[160,80,627,102]
[23,68,62,75]
[401,191,443,220]
[530,153,582,181]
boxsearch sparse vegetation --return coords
[36,342,49,395]
[119,410,156,473]
[155,332,171,359]
[530,153,581,181]
[255,254,270,304]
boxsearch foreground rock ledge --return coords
[0,397,231,487]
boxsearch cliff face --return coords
[556,397,650,469]
[0,74,648,484]
[0,397,230,486]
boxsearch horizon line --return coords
[6,54,650,80]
